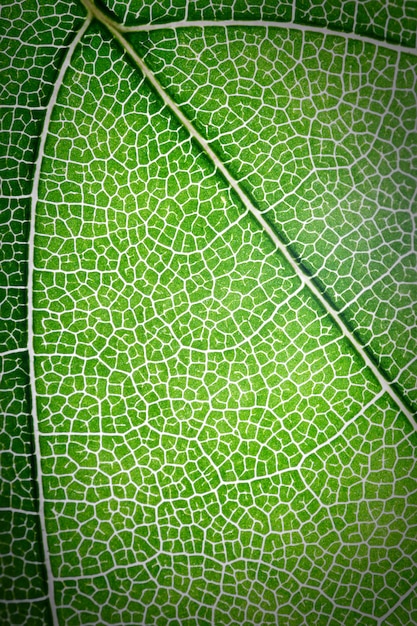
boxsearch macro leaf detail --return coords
[1,0,417,624]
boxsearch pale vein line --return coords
[0,347,27,358]
[0,596,49,604]
[0,193,31,200]
[0,105,46,111]
[28,16,92,626]
[291,0,296,24]
[352,0,359,34]
[120,19,417,57]
[0,507,38,515]
[81,0,416,427]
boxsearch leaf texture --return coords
[1,0,417,624]
[126,26,417,412]
[0,1,85,623]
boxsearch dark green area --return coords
[0,1,86,622]
[0,600,52,626]
[295,0,356,31]
[0,510,47,601]
[0,354,35,511]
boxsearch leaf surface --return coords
[1,0,417,624]
[126,25,417,411]
[0,1,85,623]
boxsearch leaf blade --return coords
[32,20,417,624]
[124,24,417,413]
[1,1,87,622]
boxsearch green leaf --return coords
[1,0,417,624]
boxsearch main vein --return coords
[81,0,415,427]
[28,15,92,626]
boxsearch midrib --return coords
[80,0,415,426]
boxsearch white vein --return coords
[0,347,27,358]
[120,20,417,57]
[27,15,92,626]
